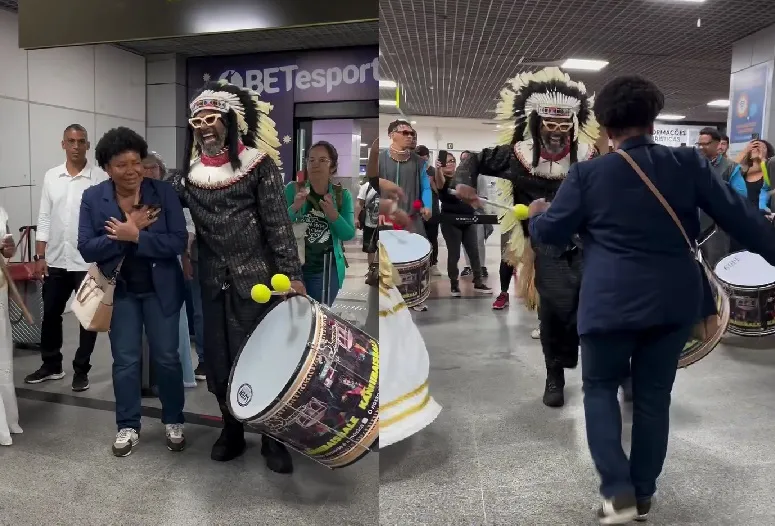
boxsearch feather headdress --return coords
[495,66,599,147]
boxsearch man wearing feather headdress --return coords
[455,67,607,408]
[175,80,304,473]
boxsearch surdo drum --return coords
[227,295,379,469]
[714,251,775,337]
[379,230,432,307]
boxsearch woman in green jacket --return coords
[285,141,356,305]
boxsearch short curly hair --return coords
[593,75,665,135]
[95,127,148,170]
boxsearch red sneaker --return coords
[492,292,509,310]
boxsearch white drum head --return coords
[229,295,314,421]
[380,230,431,264]
[715,251,775,287]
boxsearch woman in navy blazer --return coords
[78,127,188,458]
[528,77,775,524]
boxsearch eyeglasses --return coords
[445,159,457,166]
[189,114,222,129]
[307,157,331,165]
[542,121,574,133]
[393,129,417,137]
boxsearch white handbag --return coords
[71,260,124,332]
[292,223,308,265]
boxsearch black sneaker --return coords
[634,498,651,522]
[211,422,246,462]
[482,266,489,277]
[460,267,472,277]
[597,493,638,524]
[474,283,493,294]
[542,369,565,408]
[72,372,90,392]
[24,367,65,384]
[261,435,293,474]
[450,281,462,297]
[194,364,206,381]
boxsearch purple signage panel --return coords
[187,47,378,180]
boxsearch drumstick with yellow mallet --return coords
[250,274,295,304]
[447,189,530,221]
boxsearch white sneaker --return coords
[531,328,541,339]
[112,428,139,457]
[166,423,186,452]
[430,265,442,276]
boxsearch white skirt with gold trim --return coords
[379,261,442,448]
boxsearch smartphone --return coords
[437,149,448,166]
[752,133,760,141]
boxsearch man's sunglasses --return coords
[393,130,416,137]
[189,114,222,129]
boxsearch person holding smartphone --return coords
[436,150,492,296]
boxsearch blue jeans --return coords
[303,262,340,306]
[187,259,205,364]
[110,291,185,431]
[177,305,196,385]
[581,324,693,501]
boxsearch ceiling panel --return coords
[116,22,377,57]
[379,0,775,123]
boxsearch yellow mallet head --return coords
[250,284,272,304]
[271,273,292,293]
[513,204,529,221]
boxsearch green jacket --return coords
[284,181,356,288]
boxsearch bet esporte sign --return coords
[218,58,380,95]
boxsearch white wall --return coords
[0,10,146,243]
[378,114,501,157]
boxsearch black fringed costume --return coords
[455,68,600,407]
[175,80,302,470]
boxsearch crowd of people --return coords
[3,63,775,524]
[375,67,775,524]
[0,81,359,477]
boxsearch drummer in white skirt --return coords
[0,209,22,445]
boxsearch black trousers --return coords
[200,281,270,401]
[40,267,97,374]
[539,301,579,370]
[440,222,481,281]
[424,218,440,266]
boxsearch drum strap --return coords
[615,150,696,255]
[616,149,731,345]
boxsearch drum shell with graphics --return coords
[714,251,775,337]
[380,230,432,307]
[227,295,378,469]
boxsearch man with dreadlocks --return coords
[175,80,304,473]
[456,67,607,408]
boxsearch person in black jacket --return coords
[528,75,775,524]
[435,151,492,296]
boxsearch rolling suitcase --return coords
[8,226,43,349]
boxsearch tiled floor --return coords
[6,233,775,525]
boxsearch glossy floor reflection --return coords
[379,237,775,525]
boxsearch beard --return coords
[541,132,569,154]
[197,133,227,157]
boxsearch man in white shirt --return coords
[355,181,379,268]
[24,124,106,392]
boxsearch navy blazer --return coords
[529,136,775,335]
[78,177,188,317]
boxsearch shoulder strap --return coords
[333,183,344,212]
[615,149,695,254]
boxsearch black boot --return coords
[261,435,293,474]
[211,404,246,462]
[543,367,565,408]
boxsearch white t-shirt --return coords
[357,182,379,228]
